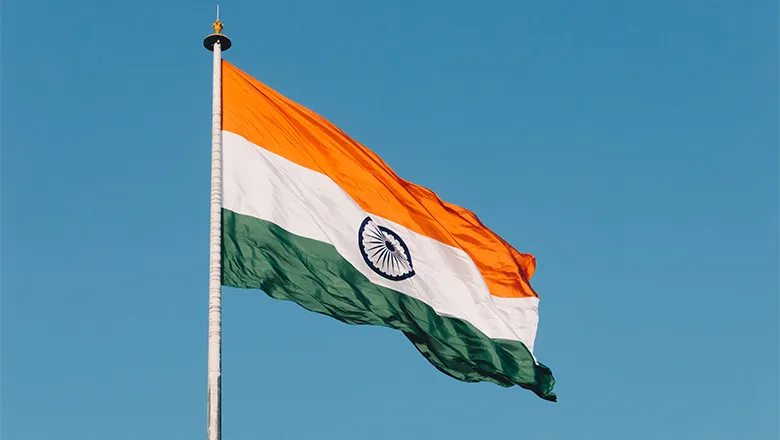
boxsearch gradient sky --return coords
[2,1,778,439]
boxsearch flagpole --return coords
[203,7,231,440]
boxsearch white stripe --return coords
[222,130,540,354]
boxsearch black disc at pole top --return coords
[204,33,231,51]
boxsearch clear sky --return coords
[2,1,778,439]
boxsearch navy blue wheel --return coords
[358,216,415,281]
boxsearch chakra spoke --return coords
[365,243,387,253]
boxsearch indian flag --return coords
[220,60,557,402]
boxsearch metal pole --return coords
[203,10,231,440]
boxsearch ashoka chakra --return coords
[358,216,415,281]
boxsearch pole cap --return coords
[204,9,231,51]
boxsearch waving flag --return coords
[219,60,556,401]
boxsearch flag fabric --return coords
[219,60,556,401]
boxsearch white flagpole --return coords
[203,7,231,440]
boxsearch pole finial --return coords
[212,19,223,35]
[204,5,231,52]
[212,5,223,35]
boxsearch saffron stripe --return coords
[222,60,538,299]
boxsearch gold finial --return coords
[212,19,223,34]
[212,5,223,34]
[204,5,231,51]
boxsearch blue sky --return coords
[2,0,777,439]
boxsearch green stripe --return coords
[221,209,556,402]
